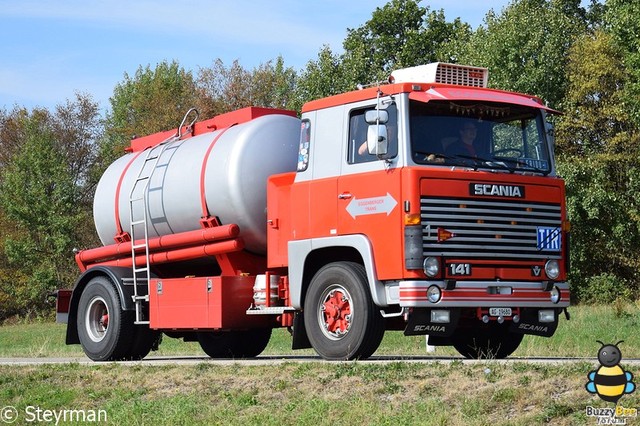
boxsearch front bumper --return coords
[392,280,569,308]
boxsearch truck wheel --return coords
[232,329,272,357]
[127,327,162,360]
[197,329,272,358]
[197,331,236,358]
[452,323,523,359]
[304,262,384,360]
[76,276,134,361]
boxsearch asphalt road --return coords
[2,355,640,366]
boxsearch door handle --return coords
[338,192,353,200]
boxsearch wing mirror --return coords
[365,109,388,124]
[365,109,389,156]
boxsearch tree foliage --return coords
[295,0,471,104]
[4,0,640,319]
[0,94,101,318]
[293,46,346,109]
[459,0,587,108]
[556,28,640,297]
[0,114,85,315]
[603,0,640,122]
[196,57,297,118]
[104,60,198,159]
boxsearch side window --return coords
[297,120,311,172]
[523,118,544,159]
[347,104,398,164]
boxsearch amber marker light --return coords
[404,214,421,225]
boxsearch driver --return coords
[446,122,479,157]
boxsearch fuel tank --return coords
[93,113,300,254]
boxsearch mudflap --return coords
[291,312,311,350]
[510,308,559,337]
[404,308,461,337]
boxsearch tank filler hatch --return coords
[389,62,488,88]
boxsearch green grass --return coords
[1,304,639,425]
[0,362,638,425]
[1,303,639,358]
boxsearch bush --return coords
[575,273,634,304]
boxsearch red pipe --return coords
[94,239,244,269]
[77,224,240,267]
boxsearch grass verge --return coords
[1,362,638,425]
[1,303,639,359]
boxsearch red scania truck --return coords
[56,63,570,361]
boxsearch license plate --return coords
[489,307,512,317]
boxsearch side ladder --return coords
[128,139,174,324]
[128,108,199,324]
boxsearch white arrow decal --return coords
[346,193,398,219]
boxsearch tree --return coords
[196,59,252,117]
[555,29,640,300]
[249,57,298,110]
[293,46,346,110]
[341,0,471,85]
[294,0,471,107]
[555,30,630,156]
[195,57,298,118]
[0,94,101,319]
[460,0,587,108]
[104,60,198,163]
[0,113,85,315]
[603,0,640,122]
[51,93,102,195]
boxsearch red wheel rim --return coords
[318,285,353,340]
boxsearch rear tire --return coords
[197,331,236,358]
[76,276,134,361]
[303,262,384,360]
[232,329,272,358]
[197,329,272,358]
[452,323,523,359]
[127,327,162,360]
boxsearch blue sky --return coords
[0,0,513,111]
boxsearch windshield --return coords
[410,100,552,174]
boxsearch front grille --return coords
[421,196,562,260]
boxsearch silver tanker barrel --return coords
[93,111,301,255]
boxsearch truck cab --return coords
[268,63,569,359]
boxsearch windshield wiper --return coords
[493,156,550,176]
[452,154,511,172]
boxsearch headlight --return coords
[550,286,561,304]
[423,257,440,277]
[427,285,442,303]
[545,260,560,280]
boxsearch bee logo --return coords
[586,340,636,403]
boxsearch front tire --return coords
[303,262,384,360]
[76,276,134,361]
